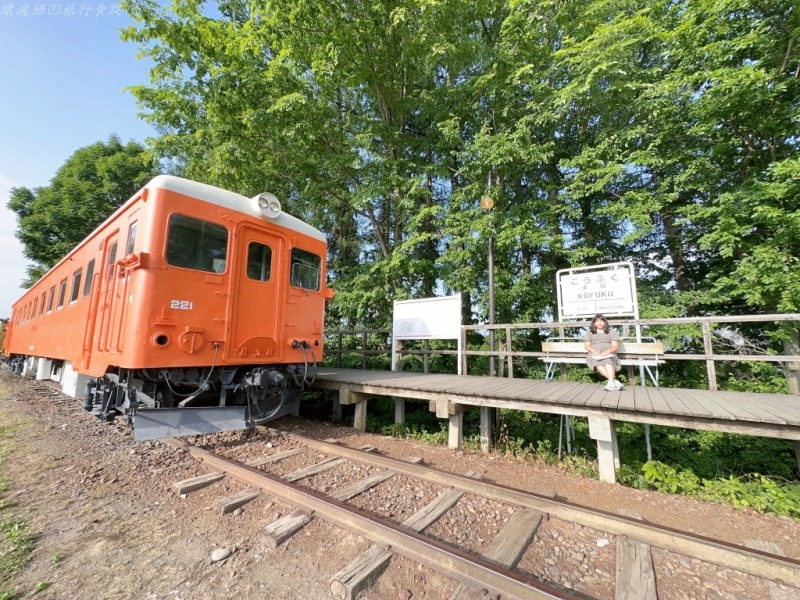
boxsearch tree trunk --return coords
[660,209,698,316]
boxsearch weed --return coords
[0,514,33,583]
[50,554,62,567]
[31,582,50,595]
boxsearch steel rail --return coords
[164,438,569,600]
[276,430,800,588]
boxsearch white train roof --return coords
[148,175,327,243]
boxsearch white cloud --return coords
[0,174,30,319]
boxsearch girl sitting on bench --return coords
[584,314,624,391]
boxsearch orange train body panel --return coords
[4,176,329,380]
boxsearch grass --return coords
[0,384,37,598]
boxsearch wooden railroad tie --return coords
[263,510,314,549]
[615,537,656,600]
[329,470,484,600]
[448,509,544,600]
[216,489,261,515]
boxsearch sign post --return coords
[556,262,638,323]
[392,294,463,374]
[555,262,651,471]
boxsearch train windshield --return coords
[290,248,321,291]
[165,214,229,274]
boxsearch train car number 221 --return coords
[170,300,194,310]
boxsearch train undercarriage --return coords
[6,355,317,440]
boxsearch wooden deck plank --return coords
[690,389,747,421]
[643,386,672,415]
[436,378,512,396]
[724,393,800,423]
[509,380,563,401]
[676,388,734,420]
[709,391,788,425]
[633,386,654,414]
[565,383,595,406]
[654,387,693,416]
[539,381,585,404]
[615,387,636,411]
[582,384,611,408]
[562,384,598,406]
[659,387,712,418]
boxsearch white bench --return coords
[542,337,665,387]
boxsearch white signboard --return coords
[393,294,462,339]
[557,262,637,320]
[392,294,462,373]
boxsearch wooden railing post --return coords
[702,321,718,390]
[505,326,513,379]
[361,332,367,370]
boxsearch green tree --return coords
[8,135,159,286]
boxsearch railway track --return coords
[19,377,800,599]
[165,432,800,600]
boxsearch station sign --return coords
[556,262,638,320]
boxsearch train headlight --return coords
[252,192,281,219]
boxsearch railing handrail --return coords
[324,313,800,390]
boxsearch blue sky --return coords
[0,5,155,319]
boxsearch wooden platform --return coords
[313,368,800,439]
[311,368,800,483]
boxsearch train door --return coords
[228,225,283,360]
[97,233,121,353]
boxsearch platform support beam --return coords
[394,397,405,424]
[589,416,619,483]
[331,393,342,423]
[480,407,493,453]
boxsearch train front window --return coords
[246,242,272,282]
[165,214,229,274]
[290,248,321,291]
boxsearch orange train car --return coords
[4,176,332,439]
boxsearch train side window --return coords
[46,287,55,313]
[126,221,138,255]
[165,214,229,274]
[39,293,46,316]
[83,259,95,297]
[57,279,67,309]
[70,269,82,304]
[290,248,321,291]
[246,242,272,282]
[106,242,118,282]
[31,298,38,319]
